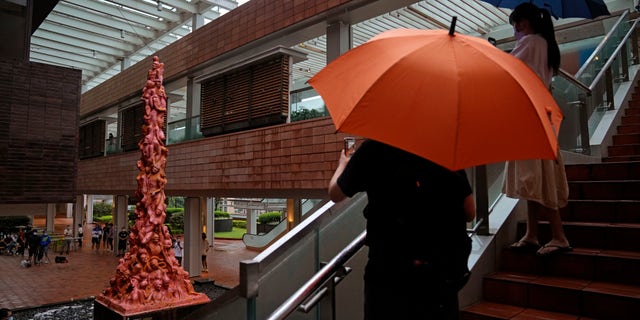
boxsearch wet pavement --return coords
[0,217,258,319]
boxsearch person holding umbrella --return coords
[329,139,476,319]
[503,2,572,256]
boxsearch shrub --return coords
[257,211,283,224]
[167,211,184,232]
[94,215,113,223]
[233,220,247,229]
[93,202,113,217]
[214,211,231,219]
[166,207,184,214]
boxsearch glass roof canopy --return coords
[31,0,622,94]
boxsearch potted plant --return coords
[214,210,233,232]
[256,211,283,234]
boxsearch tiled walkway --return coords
[0,217,258,311]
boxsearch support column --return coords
[74,195,85,237]
[66,203,73,218]
[184,197,204,276]
[46,203,55,233]
[205,197,214,244]
[87,195,95,224]
[286,199,302,230]
[326,21,351,63]
[120,57,130,71]
[113,195,128,254]
[246,210,257,234]
[192,13,204,30]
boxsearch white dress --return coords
[502,34,569,210]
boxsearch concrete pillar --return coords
[66,203,73,218]
[120,57,130,71]
[192,13,204,30]
[113,195,128,254]
[46,203,55,233]
[87,195,95,224]
[247,210,257,234]
[184,197,204,276]
[74,195,85,237]
[286,198,302,230]
[205,197,214,243]
[326,21,351,63]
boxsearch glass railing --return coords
[167,116,203,145]
[555,12,640,154]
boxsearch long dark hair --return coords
[509,3,561,72]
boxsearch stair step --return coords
[568,180,640,200]
[582,282,640,319]
[461,301,581,320]
[561,200,640,224]
[540,221,640,252]
[608,144,640,157]
[616,124,640,134]
[621,115,640,125]
[613,133,640,144]
[625,107,640,116]
[565,162,640,181]
[482,272,640,319]
[603,155,640,162]
[499,248,640,285]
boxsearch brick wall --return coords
[0,59,81,204]
[80,0,357,116]
[77,117,351,198]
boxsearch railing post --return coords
[474,165,490,236]
[605,67,614,110]
[632,26,639,65]
[240,259,260,320]
[621,42,630,82]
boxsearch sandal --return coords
[536,244,573,257]
[508,240,540,252]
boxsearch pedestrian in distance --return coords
[173,235,183,266]
[91,223,102,251]
[63,225,73,255]
[201,233,209,272]
[77,223,83,248]
[117,226,128,257]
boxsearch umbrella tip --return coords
[449,16,457,36]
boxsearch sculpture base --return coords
[94,293,210,320]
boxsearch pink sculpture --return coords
[96,56,210,316]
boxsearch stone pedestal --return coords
[94,298,208,320]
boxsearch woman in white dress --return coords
[503,3,572,256]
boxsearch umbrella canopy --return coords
[480,0,610,19]
[308,28,563,171]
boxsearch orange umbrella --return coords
[308,27,563,170]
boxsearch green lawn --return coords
[214,227,246,240]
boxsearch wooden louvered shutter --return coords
[201,54,290,136]
[79,120,105,159]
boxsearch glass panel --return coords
[247,198,368,320]
[167,116,203,145]
[290,88,329,122]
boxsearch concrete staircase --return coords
[461,93,640,319]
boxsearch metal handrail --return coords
[266,231,367,320]
[575,10,629,79]
[557,69,591,93]
[588,18,640,91]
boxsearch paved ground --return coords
[0,217,258,312]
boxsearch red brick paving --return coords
[0,217,258,311]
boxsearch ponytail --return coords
[538,8,561,72]
[510,3,561,73]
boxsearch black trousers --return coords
[363,257,461,320]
